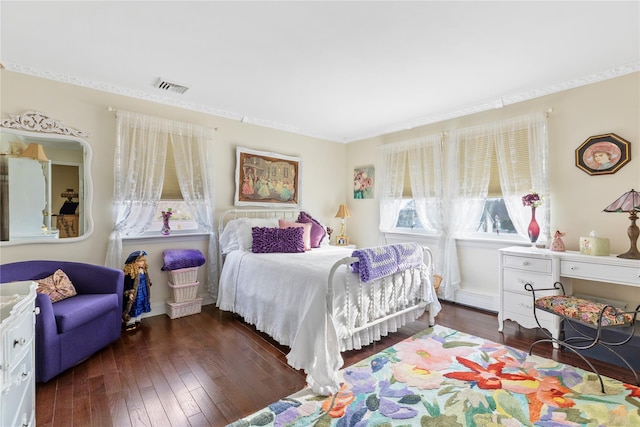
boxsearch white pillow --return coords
[219,217,279,254]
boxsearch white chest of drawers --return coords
[498,247,567,340]
[1,281,37,427]
[498,246,640,341]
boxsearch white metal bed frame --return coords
[326,248,435,335]
[218,207,437,334]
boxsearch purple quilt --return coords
[161,249,206,271]
[351,242,423,282]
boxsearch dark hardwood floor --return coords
[35,301,637,427]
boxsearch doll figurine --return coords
[550,230,566,252]
[122,250,152,331]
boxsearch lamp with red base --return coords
[603,189,640,259]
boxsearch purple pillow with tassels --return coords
[297,211,326,248]
[252,227,305,253]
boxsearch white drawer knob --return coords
[522,261,529,266]
[13,337,26,347]
[570,266,576,270]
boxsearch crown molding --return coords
[4,61,639,144]
[3,62,338,142]
[345,62,640,143]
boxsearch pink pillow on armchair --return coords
[279,219,312,251]
[36,269,77,303]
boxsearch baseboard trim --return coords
[142,293,216,319]
[448,289,499,313]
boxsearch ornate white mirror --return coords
[0,111,94,245]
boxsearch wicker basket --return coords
[166,266,199,285]
[168,281,199,303]
[166,297,202,319]
[433,275,442,294]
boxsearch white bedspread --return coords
[216,245,441,394]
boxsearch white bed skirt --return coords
[217,246,441,394]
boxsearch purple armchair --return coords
[0,260,124,382]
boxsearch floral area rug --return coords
[230,325,640,426]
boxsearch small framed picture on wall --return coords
[354,165,374,199]
[575,133,631,176]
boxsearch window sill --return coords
[122,231,210,243]
[384,230,540,249]
[457,233,526,244]
[455,234,535,249]
[385,229,435,236]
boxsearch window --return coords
[395,200,424,229]
[392,143,519,236]
[147,142,199,233]
[393,124,532,238]
[396,197,517,234]
[148,200,199,232]
[382,112,548,301]
[108,110,217,292]
[474,140,518,235]
[477,198,516,234]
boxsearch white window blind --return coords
[495,127,531,195]
[161,140,182,200]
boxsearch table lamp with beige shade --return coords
[334,204,351,245]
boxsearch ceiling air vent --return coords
[153,77,190,94]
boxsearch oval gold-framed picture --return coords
[575,133,631,176]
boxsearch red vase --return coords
[528,207,540,243]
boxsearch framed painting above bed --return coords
[234,146,302,207]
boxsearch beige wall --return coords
[0,70,348,310]
[2,70,638,313]
[345,72,640,309]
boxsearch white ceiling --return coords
[2,1,639,143]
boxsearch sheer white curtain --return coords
[406,135,444,234]
[378,112,549,301]
[379,144,407,231]
[105,111,169,268]
[405,135,447,280]
[170,122,218,295]
[495,112,550,243]
[443,127,493,299]
[105,111,218,295]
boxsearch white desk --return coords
[499,246,640,340]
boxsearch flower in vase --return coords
[161,208,173,221]
[522,190,543,208]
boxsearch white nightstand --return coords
[335,244,356,249]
